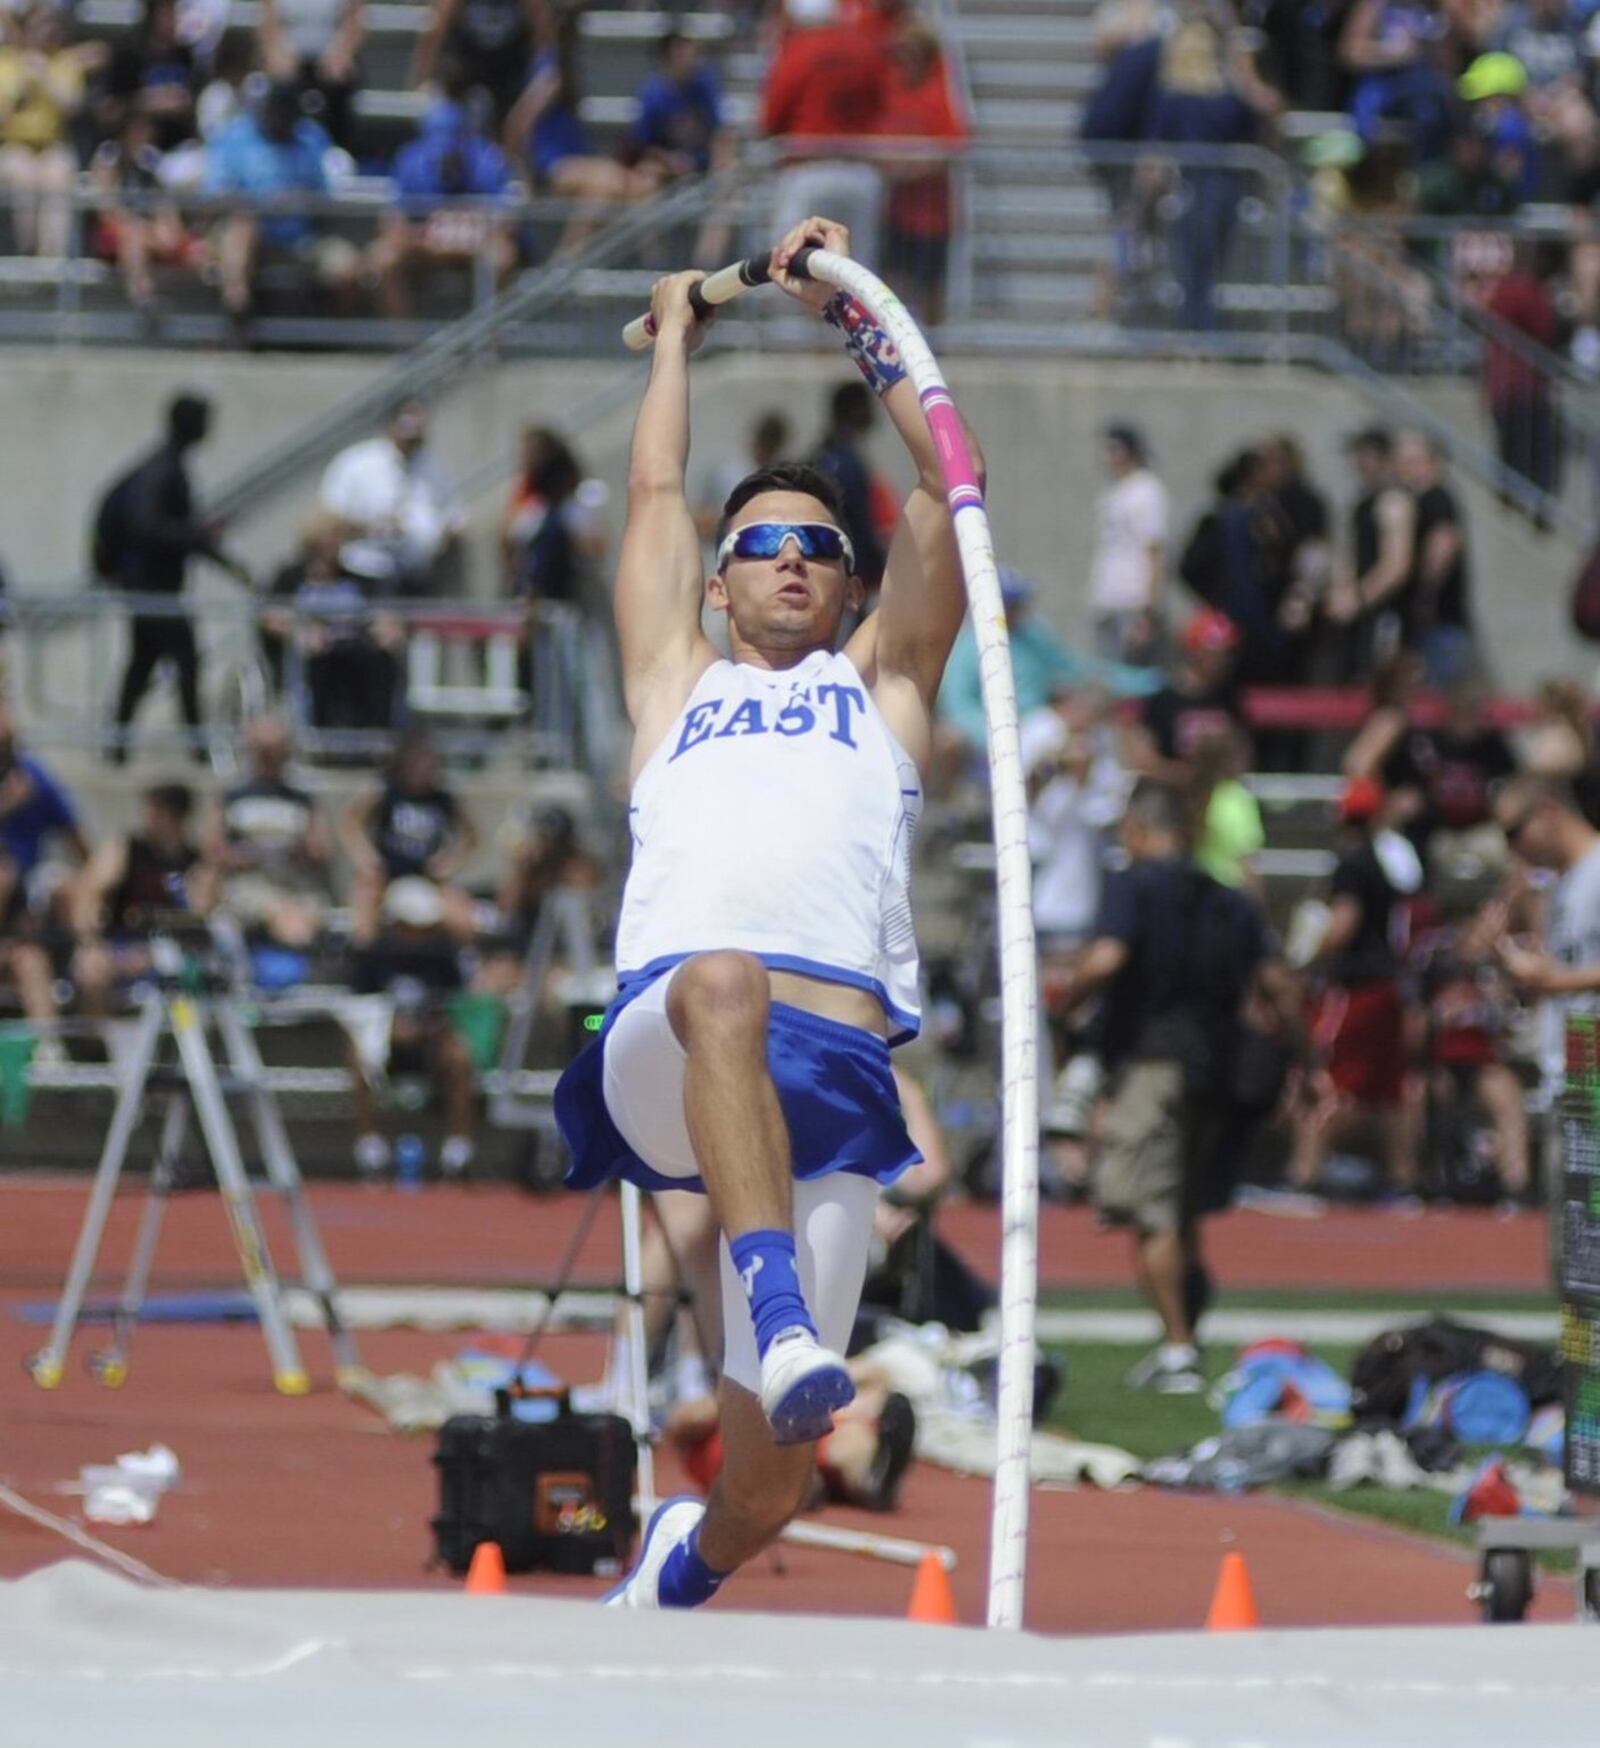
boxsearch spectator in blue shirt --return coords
[0,711,88,885]
[628,32,728,177]
[628,28,735,260]
[503,11,664,253]
[370,75,523,319]
[204,81,353,325]
[0,712,78,1044]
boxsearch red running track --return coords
[0,1177,1566,1632]
[0,1176,1552,1295]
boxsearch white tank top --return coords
[615,650,922,1040]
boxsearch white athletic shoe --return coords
[759,1327,855,1445]
[602,1496,705,1609]
[1151,1362,1206,1396]
[1126,1344,1203,1393]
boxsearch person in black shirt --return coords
[1054,781,1283,1394]
[1395,429,1474,686]
[1289,776,1423,1197]
[1382,681,1518,871]
[1126,607,1247,785]
[103,0,197,154]
[811,380,887,592]
[1262,432,1330,558]
[506,430,587,605]
[340,733,478,945]
[262,516,403,731]
[1320,427,1415,685]
[107,394,248,765]
[411,0,546,126]
[206,716,332,948]
[70,783,212,1017]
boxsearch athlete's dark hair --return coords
[714,462,844,561]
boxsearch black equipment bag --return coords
[1349,1317,1562,1424]
[431,1390,637,1577]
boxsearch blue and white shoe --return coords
[759,1327,855,1445]
[602,1496,705,1609]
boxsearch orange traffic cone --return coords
[906,1551,958,1624]
[1205,1552,1259,1631]
[465,1540,508,1595]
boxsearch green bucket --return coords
[0,1025,39,1129]
[448,994,507,1076]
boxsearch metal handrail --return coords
[205,164,744,524]
[2,588,593,769]
[1330,210,1593,395]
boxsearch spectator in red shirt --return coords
[761,0,890,268]
[878,18,969,326]
[1485,240,1563,518]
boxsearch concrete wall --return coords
[0,349,636,589]
[667,356,1588,696]
[0,347,1585,707]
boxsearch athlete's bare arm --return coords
[615,271,719,775]
[771,218,979,776]
[861,381,978,774]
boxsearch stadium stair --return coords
[948,0,1109,323]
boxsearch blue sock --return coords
[657,1524,726,1608]
[727,1228,816,1361]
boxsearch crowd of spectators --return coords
[1164,421,1475,697]
[989,450,1600,1359]
[1085,1,1600,360]
[903,404,1600,1295]
[1091,0,1600,209]
[998,584,1597,1382]
[15,378,617,1181]
[0,0,969,332]
[93,387,617,757]
[0,688,602,1178]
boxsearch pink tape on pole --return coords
[919,388,984,506]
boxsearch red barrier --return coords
[1242,689,1541,733]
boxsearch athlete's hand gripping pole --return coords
[625,237,1042,1631]
[620,249,818,350]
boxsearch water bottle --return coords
[395,1133,426,1192]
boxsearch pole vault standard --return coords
[624,250,1041,1629]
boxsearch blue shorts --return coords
[555,966,920,1195]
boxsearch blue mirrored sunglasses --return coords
[716,521,855,573]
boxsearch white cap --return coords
[786,0,839,23]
